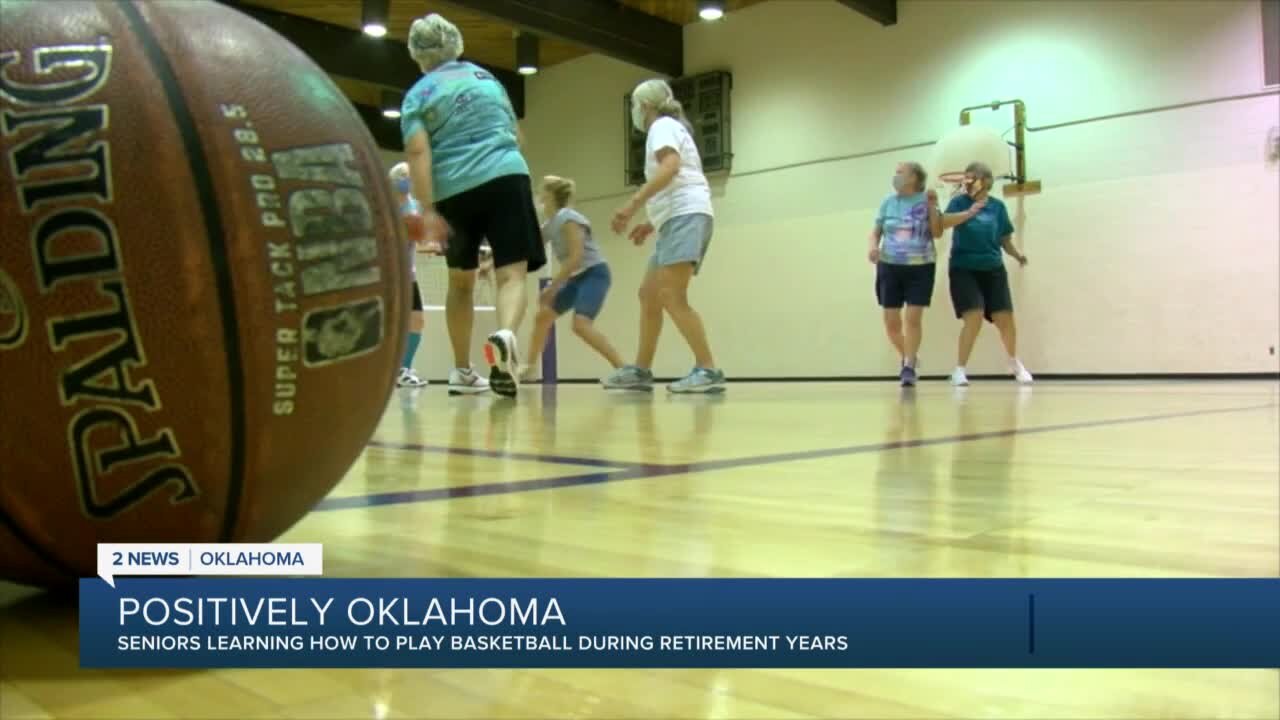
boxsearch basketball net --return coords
[937,171,967,199]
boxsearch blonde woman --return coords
[400,13,546,398]
[606,79,725,393]
[522,176,624,380]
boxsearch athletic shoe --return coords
[668,367,727,394]
[485,329,519,398]
[397,367,428,388]
[448,367,489,396]
[899,365,917,387]
[601,365,654,390]
[1010,359,1034,384]
[517,364,539,384]
[950,367,970,386]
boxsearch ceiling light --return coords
[697,0,725,21]
[381,89,402,120]
[361,0,389,38]
[516,33,539,76]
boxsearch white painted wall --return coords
[398,0,1280,380]
[512,0,1280,379]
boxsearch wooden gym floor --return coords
[2,380,1278,719]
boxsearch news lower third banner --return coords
[80,576,1280,669]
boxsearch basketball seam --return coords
[116,0,248,542]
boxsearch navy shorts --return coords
[551,263,612,319]
[410,281,423,311]
[436,174,547,274]
[875,262,936,308]
[949,266,1013,321]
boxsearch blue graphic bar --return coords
[79,578,1280,669]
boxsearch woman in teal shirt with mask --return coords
[944,162,1033,386]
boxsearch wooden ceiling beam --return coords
[443,0,683,77]
[835,0,898,26]
[351,103,406,151]
[216,0,525,117]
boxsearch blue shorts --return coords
[650,213,713,275]
[551,262,612,319]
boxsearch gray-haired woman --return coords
[869,161,939,386]
[605,79,725,394]
[943,162,1032,386]
[400,13,546,399]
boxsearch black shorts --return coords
[410,280,423,312]
[435,174,547,273]
[949,266,1013,321]
[875,262,935,308]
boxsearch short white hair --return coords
[388,161,409,182]
[631,79,674,111]
[408,14,463,70]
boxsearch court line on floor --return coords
[317,402,1276,511]
[365,439,636,469]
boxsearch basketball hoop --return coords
[937,171,968,198]
[928,124,1011,196]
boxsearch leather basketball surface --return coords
[0,0,408,587]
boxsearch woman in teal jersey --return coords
[400,13,546,399]
[943,162,1033,386]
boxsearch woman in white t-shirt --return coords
[605,79,725,394]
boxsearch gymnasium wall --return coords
[513,0,1280,380]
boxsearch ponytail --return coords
[656,97,694,134]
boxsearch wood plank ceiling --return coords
[240,0,772,110]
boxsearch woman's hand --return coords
[539,282,561,308]
[422,209,449,247]
[611,199,640,234]
[629,222,655,246]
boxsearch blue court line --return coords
[316,402,1276,512]
[366,439,633,469]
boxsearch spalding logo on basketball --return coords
[0,0,409,587]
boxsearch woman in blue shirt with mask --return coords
[869,161,938,386]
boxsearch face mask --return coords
[394,177,411,195]
[892,175,906,192]
[631,103,647,132]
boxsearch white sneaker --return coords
[396,367,428,388]
[950,367,970,386]
[517,364,538,384]
[1010,359,1034,384]
[448,367,489,396]
[484,329,519,398]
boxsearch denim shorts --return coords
[551,262,612,319]
[650,213,713,275]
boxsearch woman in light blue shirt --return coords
[868,161,939,386]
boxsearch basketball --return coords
[403,211,427,244]
[0,0,409,587]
